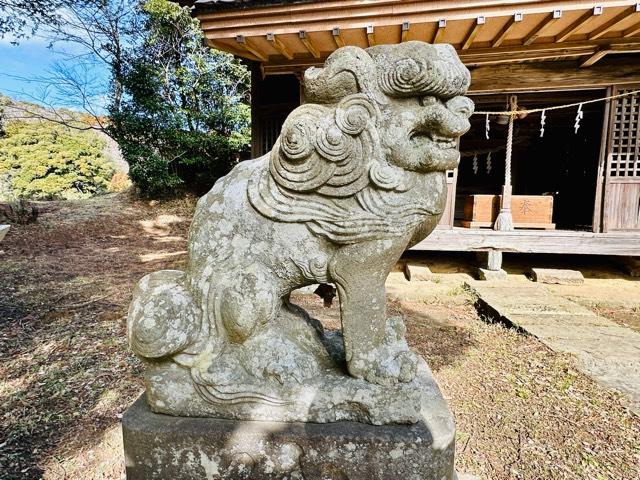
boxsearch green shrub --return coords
[0,121,115,200]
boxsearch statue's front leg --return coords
[329,238,418,385]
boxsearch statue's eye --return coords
[419,96,437,107]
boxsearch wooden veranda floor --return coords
[412,227,640,256]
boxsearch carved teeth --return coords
[428,134,456,149]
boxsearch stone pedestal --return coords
[122,393,457,480]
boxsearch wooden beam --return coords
[261,38,640,74]
[332,27,345,48]
[401,21,410,42]
[523,9,562,46]
[235,35,268,62]
[580,47,609,67]
[266,33,293,60]
[208,39,260,61]
[462,16,485,50]
[432,19,447,44]
[366,25,376,47]
[412,228,640,256]
[578,43,640,68]
[468,57,640,93]
[492,12,523,48]
[556,6,603,42]
[623,19,640,37]
[589,3,640,40]
[298,30,320,59]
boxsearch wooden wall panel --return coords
[603,183,640,230]
[602,85,640,231]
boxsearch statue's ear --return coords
[304,46,382,104]
[269,95,380,198]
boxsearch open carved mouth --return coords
[428,133,457,149]
[411,131,457,150]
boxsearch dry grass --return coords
[1,194,639,479]
[296,299,640,479]
[0,194,195,480]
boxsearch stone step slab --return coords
[404,263,433,281]
[529,268,584,285]
[466,281,640,414]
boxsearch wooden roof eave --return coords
[196,1,640,72]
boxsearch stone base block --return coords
[529,268,584,285]
[404,263,433,281]
[477,268,507,281]
[122,394,457,480]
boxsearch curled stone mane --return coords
[247,42,469,244]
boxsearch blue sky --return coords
[0,36,110,112]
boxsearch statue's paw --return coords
[395,350,418,383]
[348,316,418,385]
[363,349,418,386]
[349,347,418,386]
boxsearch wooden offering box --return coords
[462,194,555,229]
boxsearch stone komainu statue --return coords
[128,41,473,425]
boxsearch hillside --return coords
[0,95,128,201]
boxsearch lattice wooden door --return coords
[602,86,640,232]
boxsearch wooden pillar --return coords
[250,62,263,159]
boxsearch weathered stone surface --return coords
[476,251,502,271]
[123,385,457,480]
[126,41,473,424]
[145,340,448,424]
[529,268,584,285]
[476,268,507,281]
[0,225,9,242]
[405,263,433,281]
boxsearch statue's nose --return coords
[446,96,474,118]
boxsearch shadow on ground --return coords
[0,194,195,479]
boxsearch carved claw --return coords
[348,316,418,386]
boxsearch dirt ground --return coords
[1,194,639,480]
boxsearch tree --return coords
[4,0,139,130]
[0,120,114,200]
[0,1,75,40]
[108,0,251,196]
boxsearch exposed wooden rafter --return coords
[461,16,485,50]
[266,33,293,60]
[589,3,640,40]
[401,21,410,42]
[235,35,267,62]
[580,42,640,67]
[556,6,603,42]
[366,25,376,47]
[432,19,447,43]
[523,9,563,46]
[209,39,261,62]
[460,38,640,66]
[623,20,640,37]
[299,30,320,59]
[580,46,609,67]
[332,27,345,48]
[492,13,523,48]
